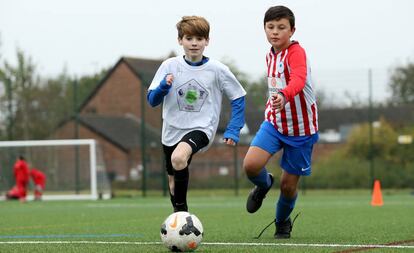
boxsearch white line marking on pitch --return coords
[0,241,413,249]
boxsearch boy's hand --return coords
[223,138,236,146]
[165,74,174,85]
[271,93,285,113]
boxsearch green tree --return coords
[345,118,397,161]
[220,57,268,109]
[220,57,250,89]
[389,62,414,104]
[0,38,6,140]
[312,118,414,188]
[246,78,267,108]
[32,71,73,138]
[389,126,414,166]
[0,49,39,140]
[0,48,107,140]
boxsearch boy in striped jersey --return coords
[244,6,319,239]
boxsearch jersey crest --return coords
[176,79,209,112]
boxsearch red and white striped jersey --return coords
[264,41,318,136]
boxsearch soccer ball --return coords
[160,211,204,252]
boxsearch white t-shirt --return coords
[148,56,246,148]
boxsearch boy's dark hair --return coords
[264,6,295,29]
[176,16,210,39]
[19,155,25,160]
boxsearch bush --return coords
[307,119,414,189]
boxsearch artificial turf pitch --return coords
[1,190,413,252]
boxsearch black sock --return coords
[173,167,189,212]
[168,186,176,210]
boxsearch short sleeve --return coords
[148,60,169,91]
[219,65,246,100]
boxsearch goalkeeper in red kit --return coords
[6,156,30,202]
[30,168,46,200]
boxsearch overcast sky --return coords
[1,0,414,104]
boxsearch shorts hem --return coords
[281,166,311,176]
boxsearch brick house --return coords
[54,57,165,181]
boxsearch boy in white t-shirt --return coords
[148,16,246,212]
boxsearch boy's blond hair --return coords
[176,16,210,39]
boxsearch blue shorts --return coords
[250,121,319,176]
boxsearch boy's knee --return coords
[280,181,297,197]
[243,158,261,177]
[171,154,187,170]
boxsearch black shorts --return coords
[163,130,209,175]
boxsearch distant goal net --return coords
[0,139,111,200]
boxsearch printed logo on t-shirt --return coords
[176,79,209,112]
[277,62,284,74]
[267,77,283,97]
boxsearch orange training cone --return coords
[371,180,383,206]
